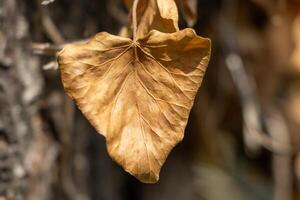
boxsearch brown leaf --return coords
[125,0,179,38]
[58,28,211,183]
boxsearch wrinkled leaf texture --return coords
[58,28,211,183]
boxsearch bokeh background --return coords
[1,0,300,199]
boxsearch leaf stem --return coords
[132,0,139,42]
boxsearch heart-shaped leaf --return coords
[58,28,211,183]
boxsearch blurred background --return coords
[1,0,300,199]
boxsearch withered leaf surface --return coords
[58,28,211,183]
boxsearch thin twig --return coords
[37,0,64,44]
[41,0,55,6]
[267,110,292,200]
[132,0,139,42]
[31,42,63,56]
[43,61,58,70]
[31,39,88,57]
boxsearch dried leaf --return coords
[58,28,210,183]
[125,0,179,38]
[156,0,179,29]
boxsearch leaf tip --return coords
[131,169,160,184]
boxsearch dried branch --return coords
[31,42,63,56]
[41,0,55,6]
[225,53,292,154]
[43,61,58,70]
[267,110,292,200]
[31,39,88,58]
[37,0,64,44]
